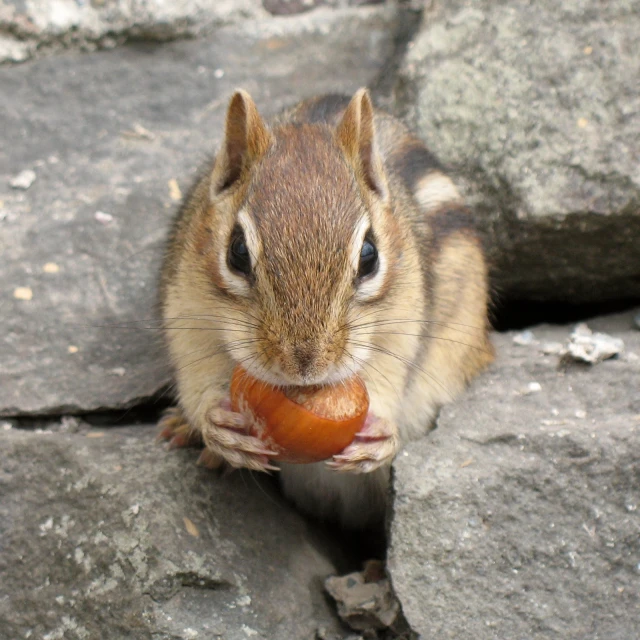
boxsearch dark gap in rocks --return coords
[491,297,640,332]
[83,392,174,427]
[306,516,387,574]
[175,572,233,591]
[6,387,173,430]
[370,5,424,102]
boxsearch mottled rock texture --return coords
[388,311,640,639]
[396,0,640,303]
[0,6,398,416]
[0,0,266,63]
[1,2,639,638]
[0,424,346,640]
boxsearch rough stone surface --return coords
[0,6,399,416]
[263,0,384,17]
[0,0,267,63]
[387,311,640,639]
[0,424,347,640]
[395,0,640,303]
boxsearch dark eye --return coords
[228,225,251,276]
[358,234,378,280]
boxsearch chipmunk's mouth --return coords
[240,358,362,389]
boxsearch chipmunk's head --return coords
[199,89,404,386]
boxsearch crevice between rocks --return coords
[3,391,173,430]
[370,5,424,103]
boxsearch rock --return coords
[0,6,399,416]
[325,560,400,632]
[387,310,640,639]
[0,424,345,639]
[562,322,625,364]
[395,0,640,303]
[263,0,385,17]
[0,0,267,64]
[512,329,536,346]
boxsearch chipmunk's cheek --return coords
[326,413,399,473]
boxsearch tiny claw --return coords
[327,415,399,474]
[219,397,233,412]
[168,432,194,449]
[196,448,224,470]
[157,407,203,448]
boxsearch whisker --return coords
[349,340,452,400]
[173,339,260,375]
[344,349,404,406]
[172,339,259,368]
[164,314,260,330]
[348,318,486,338]
[349,330,491,354]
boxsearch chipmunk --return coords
[159,88,493,529]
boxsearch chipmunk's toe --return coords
[326,415,398,473]
[157,406,203,449]
[203,404,280,473]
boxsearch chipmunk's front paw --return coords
[158,406,203,448]
[326,414,399,473]
[202,399,279,473]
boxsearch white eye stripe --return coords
[218,250,251,296]
[218,209,261,296]
[349,216,370,271]
[350,215,387,302]
[237,209,261,266]
[356,250,387,301]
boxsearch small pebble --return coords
[513,330,536,346]
[527,382,542,393]
[95,211,114,225]
[168,178,182,202]
[183,517,199,537]
[13,286,33,301]
[541,341,564,355]
[563,323,624,364]
[10,169,36,190]
[214,68,225,79]
[575,410,587,419]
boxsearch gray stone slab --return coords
[0,423,346,639]
[0,6,399,416]
[388,311,640,639]
[395,0,640,303]
[0,0,267,63]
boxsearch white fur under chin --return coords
[278,461,390,529]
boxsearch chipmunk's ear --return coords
[336,88,387,201]
[212,89,272,195]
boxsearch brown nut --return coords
[230,366,369,463]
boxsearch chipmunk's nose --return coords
[293,341,317,377]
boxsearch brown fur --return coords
[160,88,493,528]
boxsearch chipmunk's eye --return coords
[358,234,378,280]
[228,225,251,276]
